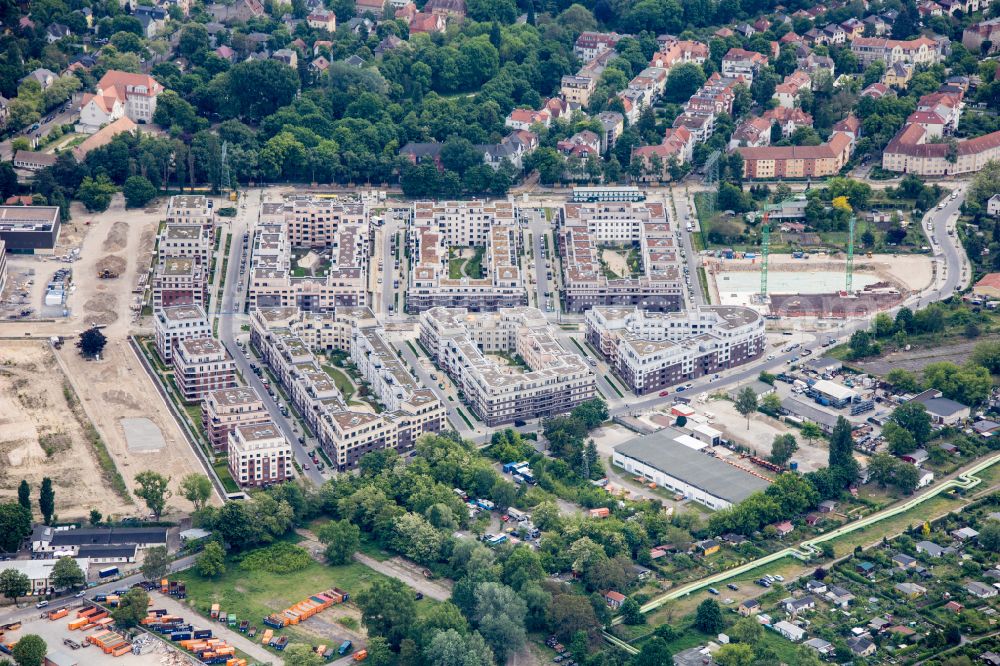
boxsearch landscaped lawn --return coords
[322,364,355,401]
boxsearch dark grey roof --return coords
[77,544,137,558]
[780,397,840,428]
[400,142,444,158]
[615,433,770,505]
[46,527,167,547]
[920,397,968,417]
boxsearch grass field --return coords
[174,550,437,651]
[322,364,355,402]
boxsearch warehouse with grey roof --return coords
[612,430,771,510]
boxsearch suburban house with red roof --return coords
[78,70,163,133]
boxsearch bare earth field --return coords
[852,336,1000,376]
[0,339,132,519]
[0,195,215,516]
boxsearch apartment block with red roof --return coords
[78,70,163,133]
[737,132,853,179]
[721,48,768,83]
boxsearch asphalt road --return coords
[674,191,707,306]
[216,190,326,486]
[0,105,79,161]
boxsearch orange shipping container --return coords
[113,644,132,657]
[77,607,99,618]
[68,618,88,630]
[261,629,273,644]
[48,608,68,620]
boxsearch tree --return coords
[17,481,29,513]
[0,569,30,604]
[893,463,920,495]
[694,599,724,633]
[77,327,107,358]
[424,630,495,666]
[664,63,707,103]
[89,509,102,526]
[760,392,782,415]
[715,643,754,666]
[885,368,921,393]
[226,60,300,123]
[316,519,361,565]
[882,422,917,456]
[283,644,324,666]
[364,636,393,666]
[729,617,763,644]
[76,174,116,212]
[51,557,85,590]
[135,471,172,520]
[473,582,526,663]
[141,545,170,580]
[980,522,1000,552]
[467,0,517,22]
[891,402,931,446]
[197,541,227,577]
[356,578,417,650]
[734,386,758,430]
[800,422,822,448]
[620,597,645,625]
[828,416,858,486]
[112,588,150,628]
[123,175,157,208]
[770,434,798,466]
[39,477,54,525]
[179,473,212,512]
[0,503,31,552]
[631,637,672,666]
[11,635,46,666]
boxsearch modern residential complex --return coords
[250,306,447,471]
[0,205,61,253]
[559,200,683,313]
[419,306,596,426]
[227,421,293,488]
[202,386,271,452]
[173,336,237,403]
[248,197,370,312]
[153,304,211,362]
[406,201,527,313]
[585,305,766,394]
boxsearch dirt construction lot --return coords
[0,196,217,517]
[0,339,132,518]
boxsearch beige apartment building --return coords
[248,198,369,312]
[203,386,270,452]
[152,256,206,308]
[559,200,684,313]
[173,336,237,403]
[228,422,293,488]
[250,306,447,471]
[420,306,596,426]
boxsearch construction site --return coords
[705,252,931,318]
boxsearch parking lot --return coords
[2,611,192,666]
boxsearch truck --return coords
[506,508,528,522]
[338,640,353,656]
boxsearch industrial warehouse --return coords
[612,430,771,510]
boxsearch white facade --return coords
[153,304,211,362]
[228,422,293,487]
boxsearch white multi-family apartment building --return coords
[406,201,527,313]
[585,306,766,394]
[157,224,212,266]
[153,304,210,362]
[165,195,214,229]
[228,421,293,488]
[173,336,237,403]
[420,306,597,426]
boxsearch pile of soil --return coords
[97,255,127,275]
[102,221,128,252]
[84,292,118,326]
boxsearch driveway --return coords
[352,553,452,602]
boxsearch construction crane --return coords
[220,141,237,202]
[846,214,856,293]
[760,208,771,301]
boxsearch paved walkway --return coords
[352,553,452,602]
